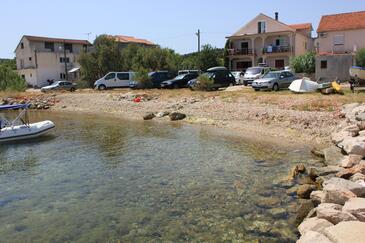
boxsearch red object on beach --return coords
[133,97,141,103]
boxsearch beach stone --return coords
[340,137,365,157]
[309,166,344,179]
[340,155,363,168]
[337,162,365,179]
[342,198,365,222]
[316,203,357,224]
[298,217,334,235]
[268,208,287,219]
[322,184,357,205]
[296,199,315,223]
[323,146,344,166]
[246,220,272,234]
[156,111,170,118]
[143,112,155,120]
[323,221,365,243]
[257,197,281,208]
[311,148,325,158]
[350,173,365,182]
[311,191,326,206]
[169,112,186,121]
[323,177,365,197]
[297,231,332,243]
[356,112,365,122]
[297,184,317,199]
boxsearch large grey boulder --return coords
[316,203,357,224]
[323,177,365,197]
[297,231,332,243]
[323,221,365,243]
[323,146,345,166]
[340,137,365,157]
[298,217,334,235]
[322,184,357,205]
[343,198,365,222]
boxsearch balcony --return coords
[228,48,254,56]
[263,45,291,54]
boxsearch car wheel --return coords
[272,83,279,92]
[254,89,259,92]
[243,82,248,86]
[70,87,75,92]
[98,85,106,91]
[173,83,179,89]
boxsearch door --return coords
[104,73,116,87]
[116,73,130,87]
[283,71,295,88]
[275,59,285,70]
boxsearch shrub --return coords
[356,48,365,67]
[134,68,152,89]
[194,74,214,91]
[0,65,27,91]
[290,52,315,74]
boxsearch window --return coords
[30,73,32,77]
[334,35,344,46]
[276,39,281,46]
[258,21,266,33]
[21,42,24,49]
[241,42,249,49]
[319,32,327,38]
[29,57,32,61]
[105,73,116,80]
[321,60,327,69]
[45,42,54,52]
[117,73,129,80]
[64,43,73,53]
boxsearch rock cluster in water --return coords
[295,103,365,243]
[1,95,56,110]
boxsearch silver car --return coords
[251,71,296,91]
[41,81,77,92]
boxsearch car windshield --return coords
[203,72,215,78]
[174,75,186,80]
[245,68,262,75]
[263,72,279,79]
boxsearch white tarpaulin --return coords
[68,67,80,73]
[289,78,318,93]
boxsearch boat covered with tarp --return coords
[289,78,319,93]
[0,104,55,142]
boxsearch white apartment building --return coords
[15,35,92,87]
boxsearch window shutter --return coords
[333,35,344,45]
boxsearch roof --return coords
[109,35,155,46]
[23,35,91,45]
[288,23,313,31]
[317,11,365,32]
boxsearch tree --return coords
[195,44,223,71]
[290,51,316,74]
[356,48,365,67]
[0,63,27,91]
[223,40,230,69]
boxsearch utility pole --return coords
[196,29,201,53]
[63,40,68,80]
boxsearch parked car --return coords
[242,66,272,86]
[188,67,236,90]
[231,71,245,85]
[160,73,199,88]
[41,81,77,92]
[251,71,296,91]
[178,70,201,75]
[94,72,135,90]
[129,71,176,89]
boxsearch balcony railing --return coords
[228,48,253,56]
[263,45,291,54]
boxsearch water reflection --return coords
[0,112,312,242]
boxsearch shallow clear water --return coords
[0,112,313,242]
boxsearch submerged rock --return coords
[257,197,281,209]
[296,199,315,223]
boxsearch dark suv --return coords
[188,67,236,90]
[129,71,176,89]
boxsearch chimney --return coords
[275,12,279,21]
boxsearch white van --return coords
[94,72,136,90]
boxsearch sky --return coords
[1,0,365,58]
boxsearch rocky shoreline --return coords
[292,103,365,243]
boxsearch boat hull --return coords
[289,78,318,93]
[0,121,55,142]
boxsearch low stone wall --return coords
[295,103,365,242]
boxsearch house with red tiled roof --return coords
[315,11,365,82]
[15,35,92,87]
[108,35,156,47]
[226,12,314,71]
